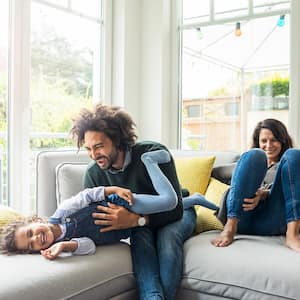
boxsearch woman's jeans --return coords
[130,207,196,300]
[226,148,300,235]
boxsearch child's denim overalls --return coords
[49,195,132,245]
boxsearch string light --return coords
[235,22,242,37]
[195,27,204,40]
[277,15,285,27]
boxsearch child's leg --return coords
[108,150,177,214]
[128,150,178,214]
[183,192,219,210]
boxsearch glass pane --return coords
[29,0,103,207]
[30,1,101,149]
[71,0,101,19]
[253,0,290,14]
[214,0,248,19]
[181,15,290,152]
[182,0,210,25]
[0,1,9,205]
[42,0,69,8]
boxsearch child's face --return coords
[14,222,55,252]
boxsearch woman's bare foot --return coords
[286,221,300,252]
[211,218,238,247]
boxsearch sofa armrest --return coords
[35,150,91,216]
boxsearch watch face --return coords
[138,216,146,226]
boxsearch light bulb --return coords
[277,15,285,27]
[195,27,204,40]
[235,22,242,37]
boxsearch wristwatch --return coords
[138,215,146,226]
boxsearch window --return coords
[3,0,106,211]
[0,0,9,205]
[180,0,290,152]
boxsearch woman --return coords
[212,118,300,252]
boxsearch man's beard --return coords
[96,149,118,170]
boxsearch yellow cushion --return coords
[195,177,230,233]
[0,205,24,231]
[175,156,216,195]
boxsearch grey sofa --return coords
[1,149,300,300]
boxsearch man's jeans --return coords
[130,207,196,300]
[226,148,300,235]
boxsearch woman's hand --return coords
[242,189,268,211]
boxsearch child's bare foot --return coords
[211,218,238,247]
[286,221,300,252]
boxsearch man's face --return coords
[83,131,120,170]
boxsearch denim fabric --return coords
[130,207,196,300]
[226,148,300,235]
[49,197,131,245]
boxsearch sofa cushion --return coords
[175,156,215,195]
[0,205,24,231]
[195,177,228,233]
[56,163,87,204]
[180,231,300,300]
[0,242,137,300]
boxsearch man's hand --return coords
[243,189,268,211]
[92,203,139,232]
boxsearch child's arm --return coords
[56,186,133,213]
[40,237,96,260]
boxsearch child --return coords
[0,150,217,260]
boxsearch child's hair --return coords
[0,216,46,254]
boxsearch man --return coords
[70,104,196,300]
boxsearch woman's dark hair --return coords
[70,104,137,151]
[251,118,294,159]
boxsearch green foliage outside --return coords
[29,22,95,149]
[250,75,289,97]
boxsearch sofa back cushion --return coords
[175,156,215,195]
[36,149,239,216]
[56,163,87,204]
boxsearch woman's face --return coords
[259,128,282,164]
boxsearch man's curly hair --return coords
[70,104,137,151]
[0,216,46,254]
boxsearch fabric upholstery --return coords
[195,177,229,233]
[175,156,215,195]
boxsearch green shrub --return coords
[251,76,289,97]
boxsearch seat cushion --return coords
[180,231,300,300]
[0,243,137,300]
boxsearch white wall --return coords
[109,0,179,148]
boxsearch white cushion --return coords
[56,163,87,204]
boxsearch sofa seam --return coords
[181,276,297,300]
[63,271,136,299]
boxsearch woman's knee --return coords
[282,148,300,165]
[241,148,266,164]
